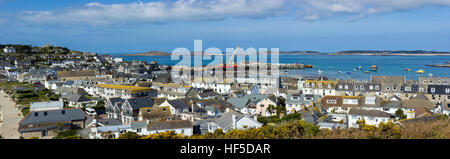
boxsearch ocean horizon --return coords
[108,54,449,81]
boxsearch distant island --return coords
[332,50,450,55]
[123,50,450,56]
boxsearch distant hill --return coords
[333,50,450,55]
[122,51,172,56]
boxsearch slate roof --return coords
[62,93,91,103]
[371,76,405,84]
[30,101,64,111]
[226,94,267,109]
[213,110,245,129]
[140,106,172,120]
[427,85,450,94]
[348,108,391,118]
[166,99,189,109]
[19,109,86,128]
[382,101,402,108]
[127,97,154,110]
[401,99,434,110]
[58,70,96,77]
[147,120,193,130]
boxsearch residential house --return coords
[285,94,319,114]
[138,106,173,121]
[158,99,189,115]
[130,120,193,136]
[320,95,363,114]
[96,84,156,99]
[302,80,337,97]
[210,109,262,133]
[18,108,86,138]
[347,108,392,128]
[105,97,154,124]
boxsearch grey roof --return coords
[285,94,319,105]
[96,124,131,132]
[382,101,402,108]
[147,120,193,130]
[62,93,91,103]
[348,108,391,118]
[30,101,64,110]
[131,121,148,129]
[19,109,86,127]
[127,97,154,110]
[371,76,405,84]
[213,110,245,129]
[167,99,189,109]
[226,94,267,109]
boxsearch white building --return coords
[129,120,193,136]
[3,46,16,53]
[30,101,64,111]
[191,82,232,94]
[347,108,392,128]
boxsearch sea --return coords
[108,53,449,81]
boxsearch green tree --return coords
[395,109,407,120]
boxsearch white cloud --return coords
[17,0,450,24]
[293,0,450,20]
[19,0,287,25]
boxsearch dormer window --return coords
[339,85,343,89]
[328,84,331,88]
[375,86,380,90]
[369,85,373,90]
[431,87,435,93]
[34,112,38,116]
[386,86,390,90]
[393,86,397,91]
[345,85,348,89]
[423,80,427,84]
[306,83,310,87]
[405,87,411,91]
[437,81,441,85]
[446,88,450,93]
[354,85,358,90]
[360,85,364,89]
[326,100,337,104]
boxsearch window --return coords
[34,112,38,116]
[405,87,411,91]
[386,86,390,90]
[446,88,450,93]
[354,85,358,90]
[326,100,337,104]
[345,85,348,89]
[62,110,65,115]
[393,86,397,90]
[369,85,373,90]
[437,81,441,85]
[328,84,332,88]
[339,85,343,89]
[383,108,389,111]
[431,87,435,93]
[318,83,322,87]
[423,80,427,84]
[360,85,364,89]
[44,112,47,116]
[137,128,141,132]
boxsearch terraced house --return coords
[301,80,337,97]
[96,84,156,99]
[105,97,154,123]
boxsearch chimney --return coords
[232,114,236,129]
[191,100,194,113]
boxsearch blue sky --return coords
[0,0,450,53]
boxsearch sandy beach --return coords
[0,90,21,139]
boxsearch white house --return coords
[347,108,392,128]
[191,82,232,95]
[129,120,193,136]
[3,46,16,53]
[211,109,262,133]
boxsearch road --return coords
[0,90,21,139]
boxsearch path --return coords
[0,90,21,139]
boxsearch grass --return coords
[21,107,30,116]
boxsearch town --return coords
[0,44,449,139]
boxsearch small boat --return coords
[356,66,362,70]
[353,69,358,71]
[404,68,411,71]
[346,72,352,75]
[370,65,378,71]
[365,70,369,74]
[416,70,424,74]
[318,70,323,74]
[428,73,433,77]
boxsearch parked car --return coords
[85,108,96,116]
